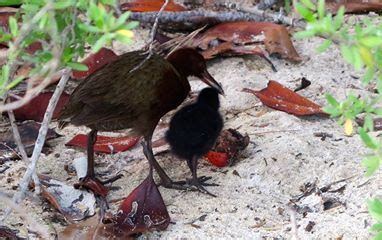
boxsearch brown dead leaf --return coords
[326,0,382,13]
[121,0,187,12]
[242,80,326,116]
[196,21,302,62]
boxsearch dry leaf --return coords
[242,80,326,116]
[196,21,302,63]
[65,134,140,154]
[326,0,382,13]
[121,0,187,12]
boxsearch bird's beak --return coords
[199,70,225,95]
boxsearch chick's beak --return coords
[199,70,225,95]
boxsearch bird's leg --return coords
[188,156,217,197]
[74,129,122,197]
[142,136,192,191]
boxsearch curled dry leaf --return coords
[196,21,302,63]
[72,48,118,79]
[242,80,326,116]
[60,175,170,239]
[65,134,140,154]
[0,121,60,162]
[35,175,96,222]
[7,92,70,122]
[121,0,187,12]
[111,174,170,235]
[326,0,382,13]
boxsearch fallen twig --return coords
[129,9,306,31]
[288,204,300,240]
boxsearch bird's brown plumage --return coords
[59,50,190,136]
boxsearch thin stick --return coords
[7,108,41,193]
[288,205,300,240]
[1,68,71,221]
[128,0,170,73]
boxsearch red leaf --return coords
[72,48,118,79]
[326,0,382,13]
[196,21,302,62]
[66,134,140,154]
[121,0,187,12]
[8,92,70,122]
[204,151,229,168]
[242,80,326,116]
[114,175,170,234]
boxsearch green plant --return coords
[294,0,381,238]
[0,0,138,107]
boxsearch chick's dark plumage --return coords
[166,88,223,196]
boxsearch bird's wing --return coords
[60,51,178,127]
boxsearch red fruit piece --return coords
[72,48,118,79]
[65,134,140,154]
[205,151,229,168]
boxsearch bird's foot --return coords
[74,174,123,197]
[161,176,218,197]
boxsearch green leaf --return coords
[78,23,100,33]
[293,30,316,39]
[333,6,345,30]
[362,67,375,85]
[115,12,131,28]
[300,0,316,10]
[326,94,339,107]
[8,16,17,37]
[67,62,89,71]
[362,155,380,176]
[371,223,382,232]
[373,108,382,116]
[360,36,382,48]
[6,76,25,90]
[359,127,378,149]
[368,199,382,222]
[54,0,74,9]
[101,0,115,5]
[372,231,382,240]
[295,3,315,22]
[317,39,332,52]
[340,45,353,64]
[317,0,325,19]
[364,114,374,131]
[92,34,109,53]
[322,106,341,117]
[0,0,22,6]
[125,21,139,29]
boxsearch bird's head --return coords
[197,87,220,110]
[167,48,224,95]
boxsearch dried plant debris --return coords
[243,80,327,116]
[35,175,96,222]
[65,134,140,154]
[294,77,311,92]
[0,121,60,162]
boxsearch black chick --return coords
[166,87,223,196]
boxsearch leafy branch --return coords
[294,0,382,238]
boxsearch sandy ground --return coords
[1,20,382,239]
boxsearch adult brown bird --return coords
[59,48,224,196]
